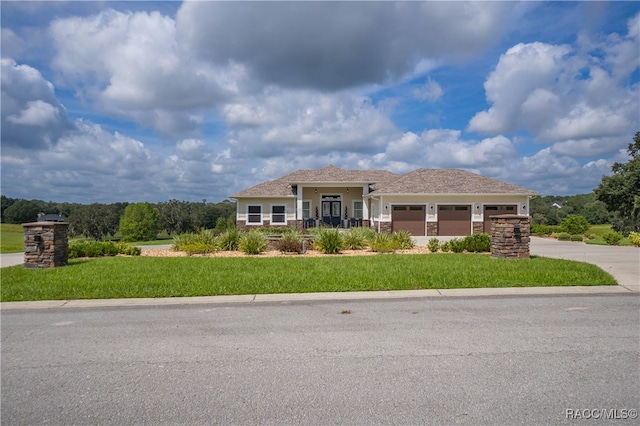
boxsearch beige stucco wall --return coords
[235,198,297,225]
[368,194,531,224]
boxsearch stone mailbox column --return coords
[23,222,69,268]
[490,215,530,259]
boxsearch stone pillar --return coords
[490,215,530,259]
[23,222,69,268]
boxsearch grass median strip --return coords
[0,254,617,301]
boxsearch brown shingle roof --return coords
[231,167,537,198]
[230,165,398,198]
[370,169,537,195]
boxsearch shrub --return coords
[370,233,395,253]
[427,238,440,253]
[629,232,640,247]
[603,231,623,246]
[115,242,141,256]
[69,240,139,258]
[342,228,368,250]
[449,238,466,253]
[463,233,491,252]
[239,230,268,255]
[531,223,560,236]
[392,231,415,249]
[570,235,584,242]
[218,228,240,251]
[182,242,216,255]
[276,230,304,253]
[314,229,343,254]
[172,230,217,253]
[559,215,591,235]
[556,232,571,241]
[440,241,451,253]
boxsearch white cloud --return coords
[49,9,238,136]
[1,58,73,149]
[7,100,61,126]
[412,78,445,102]
[469,14,639,158]
[378,129,517,171]
[224,89,399,159]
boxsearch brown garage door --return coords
[392,205,425,236]
[438,205,471,236]
[483,205,517,233]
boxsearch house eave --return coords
[365,192,539,197]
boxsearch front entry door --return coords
[322,197,341,227]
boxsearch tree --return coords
[2,199,45,223]
[119,202,160,242]
[68,203,125,240]
[595,132,640,234]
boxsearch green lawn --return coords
[1,254,616,302]
[585,224,632,246]
[0,224,24,253]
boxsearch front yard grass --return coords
[1,254,616,302]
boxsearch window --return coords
[302,201,311,219]
[271,205,286,224]
[393,205,406,211]
[409,206,423,211]
[247,205,262,224]
[353,201,363,219]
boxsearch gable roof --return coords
[369,169,537,195]
[230,165,398,198]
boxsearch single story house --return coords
[230,165,538,236]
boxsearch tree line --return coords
[1,197,236,240]
[2,133,638,238]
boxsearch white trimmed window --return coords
[302,201,311,219]
[247,205,262,225]
[271,205,286,225]
[353,201,363,219]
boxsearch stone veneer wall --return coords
[490,215,530,259]
[23,222,69,268]
[473,222,484,234]
[427,222,438,236]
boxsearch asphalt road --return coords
[2,295,639,425]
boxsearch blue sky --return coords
[1,1,638,203]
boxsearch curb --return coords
[1,285,635,310]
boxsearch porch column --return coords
[361,186,369,220]
[296,185,307,223]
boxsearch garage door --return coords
[392,205,425,236]
[438,205,471,236]
[483,205,517,233]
